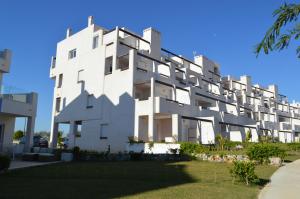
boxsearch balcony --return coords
[294,125,300,132]
[0,93,37,117]
[280,122,292,131]
[0,86,37,117]
[261,121,276,130]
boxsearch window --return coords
[77,70,84,82]
[68,49,77,59]
[92,35,99,49]
[57,74,63,88]
[105,56,113,75]
[117,54,129,70]
[55,97,61,112]
[87,94,93,108]
[100,124,108,139]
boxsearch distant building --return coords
[49,16,300,152]
[0,49,38,153]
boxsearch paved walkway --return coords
[9,160,60,170]
[259,159,300,199]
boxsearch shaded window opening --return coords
[117,54,129,71]
[68,49,76,59]
[105,56,113,75]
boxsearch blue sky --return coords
[0,0,299,132]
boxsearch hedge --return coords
[0,155,11,171]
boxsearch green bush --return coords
[215,134,227,150]
[73,146,81,161]
[224,141,242,150]
[286,143,300,151]
[179,142,208,155]
[0,155,11,171]
[230,161,258,185]
[246,144,286,164]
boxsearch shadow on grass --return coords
[0,161,196,199]
[256,178,270,187]
[283,160,292,163]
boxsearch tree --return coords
[13,130,24,140]
[255,3,300,58]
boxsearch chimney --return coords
[66,28,72,38]
[88,16,94,26]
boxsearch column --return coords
[68,121,76,149]
[148,77,156,141]
[172,114,180,142]
[50,122,59,148]
[134,114,140,140]
[148,113,155,141]
[24,116,35,152]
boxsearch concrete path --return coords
[259,159,300,199]
[9,160,60,170]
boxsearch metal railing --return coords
[0,85,32,103]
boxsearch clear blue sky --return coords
[0,0,299,132]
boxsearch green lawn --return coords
[284,151,300,162]
[0,161,277,199]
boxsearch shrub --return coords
[245,130,252,142]
[129,152,143,161]
[73,146,81,161]
[0,155,11,171]
[246,144,286,164]
[286,143,300,151]
[230,161,258,185]
[179,142,208,155]
[224,141,242,150]
[215,134,227,150]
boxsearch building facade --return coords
[0,49,38,153]
[49,16,300,152]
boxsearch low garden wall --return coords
[126,143,180,154]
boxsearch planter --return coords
[61,152,73,162]
[126,143,180,154]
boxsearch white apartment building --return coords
[49,16,300,152]
[0,49,38,153]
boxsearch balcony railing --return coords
[280,122,292,131]
[0,93,31,103]
[0,85,32,104]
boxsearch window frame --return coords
[68,49,77,59]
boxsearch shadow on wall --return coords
[53,81,135,151]
[0,161,196,198]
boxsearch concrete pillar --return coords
[172,114,180,141]
[134,114,140,140]
[88,16,94,26]
[113,27,119,70]
[66,28,72,38]
[68,121,76,149]
[196,120,201,144]
[148,113,157,141]
[24,117,35,152]
[148,77,156,141]
[50,122,59,148]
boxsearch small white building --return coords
[49,17,300,152]
[0,49,38,153]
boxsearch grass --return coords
[0,161,277,199]
[284,151,300,162]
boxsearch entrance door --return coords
[0,124,4,151]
